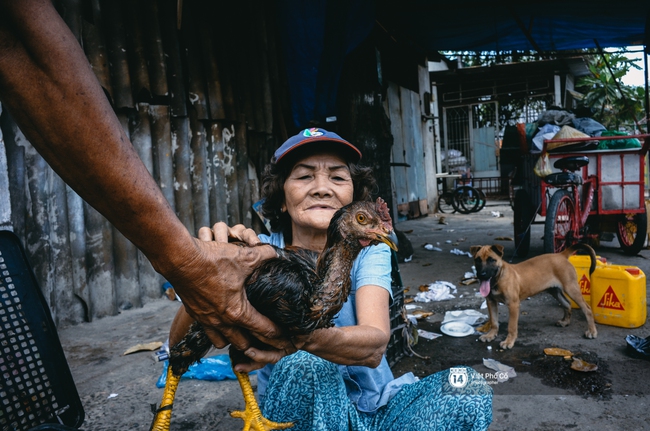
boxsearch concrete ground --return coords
[58,200,650,431]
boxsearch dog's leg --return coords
[561,282,598,339]
[547,286,572,327]
[479,297,499,342]
[501,299,520,349]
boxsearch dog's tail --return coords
[561,243,597,275]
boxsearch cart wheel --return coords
[513,190,532,257]
[452,186,480,214]
[616,211,648,255]
[544,189,575,254]
[437,192,456,214]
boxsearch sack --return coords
[533,153,552,178]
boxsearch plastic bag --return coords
[533,153,552,178]
[156,354,254,388]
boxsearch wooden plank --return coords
[101,0,134,108]
[189,110,210,230]
[158,0,186,116]
[235,121,253,227]
[65,186,90,322]
[123,0,152,101]
[81,0,113,103]
[142,0,169,99]
[207,123,229,224]
[387,83,409,217]
[171,117,195,234]
[181,4,209,120]
[195,2,225,120]
[148,105,176,211]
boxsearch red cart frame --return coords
[512,134,650,257]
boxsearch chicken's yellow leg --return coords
[230,370,293,431]
[150,366,180,431]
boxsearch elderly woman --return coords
[223,128,492,431]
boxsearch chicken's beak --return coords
[373,229,398,251]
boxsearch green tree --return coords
[576,53,646,131]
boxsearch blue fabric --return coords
[256,232,413,412]
[261,351,493,431]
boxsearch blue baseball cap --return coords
[272,128,362,165]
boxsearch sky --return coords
[618,46,648,87]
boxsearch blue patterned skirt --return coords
[260,351,493,431]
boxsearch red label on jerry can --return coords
[579,274,590,295]
[597,286,624,310]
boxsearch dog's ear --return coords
[491,244,505,257]
[469,245,482,257]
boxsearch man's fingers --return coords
[198,226,214,242]
[212,222,230,243]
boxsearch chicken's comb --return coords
[375,197,393,230]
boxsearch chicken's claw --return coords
[230,371,294,430]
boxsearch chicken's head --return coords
[326,198,398,252]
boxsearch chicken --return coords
[149,198,397,431]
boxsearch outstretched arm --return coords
[0,0,288,354]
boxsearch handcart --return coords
[512,134,650,257]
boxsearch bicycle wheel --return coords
[513,189,532,257]
[437,192,456,214]
[616,211,648,255]
[474,188,487,212]
[544,189,575,254]
[452,186,480,214]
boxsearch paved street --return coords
[59,200,650,430]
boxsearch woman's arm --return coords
[299,284,391,367]
[0,0,288,354]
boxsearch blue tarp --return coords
[281,0,649,128]
[377,1,649,52]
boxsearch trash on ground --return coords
[491,211,503,217]
[463,272,475,279]
[162,281,182,302]
[461,278,478,285]
[414,281,457,302]
[404,297,414,304]
[156,354,252,388]
[108,393,118,399]
[450,248,472,257]
[423,243,443,251]
[417,329,442,340]
[445,240,452,244]
[625,334,650,359]
[404,256,413,262]
[408,310,433,320]
[440,321,475,337]
[442,309,488,326]
[483,358,517,382]
[438,217,448,225]
[544,347,574,357]
[494,236,513,241]
[123,341,164,356]
[404,303,420,310]
[571,357,598,372]
[480,299,487,308]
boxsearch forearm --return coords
[300,324,389,367]
[0,0,192,271]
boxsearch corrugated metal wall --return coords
[0,0,287,326]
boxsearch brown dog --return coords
[469,243,598,349]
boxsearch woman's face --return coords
[283,152,354,234]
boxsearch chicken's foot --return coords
[230,370,294,431]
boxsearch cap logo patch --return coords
[303,128,324,137]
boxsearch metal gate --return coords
[442,102,499,178]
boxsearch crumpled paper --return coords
[442,309,488,326]
[450,248,472,257]
[414,281,457,302]
[483,358,517,382]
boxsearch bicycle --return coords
[542,156,597,254]
[437,178,486,214]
